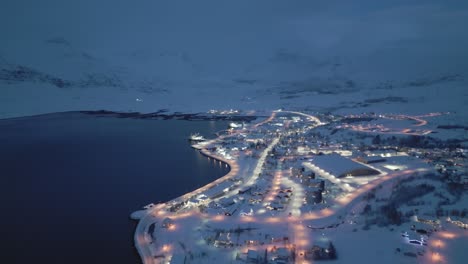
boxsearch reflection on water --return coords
[0,112,229,264]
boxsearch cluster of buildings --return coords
[153,111,467,264]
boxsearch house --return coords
[218,197,236,207]
[238,187,252,194]
[267,201,284,211]
[214,232,233,248]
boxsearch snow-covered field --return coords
[1,0,467,123]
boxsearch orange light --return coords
[430,240,445,248]
[431,252,442,262]
[265,217,281,223]
[320,208,334,217]
[212,215,225,221]
[296,238,309,247]
[241,216,255,222]
[439,232,456,239]
[162,244,172,252]
[157,210,166,216]
[304,212,319,220]
[294,225,305,231]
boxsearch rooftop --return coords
[312,153,380,178]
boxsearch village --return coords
[132,110,467,264]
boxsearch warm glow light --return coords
[294,225,305,231]
[265,217,281,223]
[296,238,309,247]
[212,214,225,221]
[439,232,456,239]
[162,244,172,252]
[431,240,445,248]
[304,212,319,220]
[431,252,442,262]
[171,212,194,219]
[157,210,166,216]
[320,208,334,217]
[241,216,255,222]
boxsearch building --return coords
[214,232,233,248]
[358,156,387,164]
[218,197,236,207]
[312,153,380,178]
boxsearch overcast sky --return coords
[1,0,468,81]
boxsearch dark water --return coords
[0,112,229,264]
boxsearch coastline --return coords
[80,110,259,122]
[130,111,291,264]
[0,110,260,123]
[132,136,239,264]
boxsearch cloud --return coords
[1,0,467,80]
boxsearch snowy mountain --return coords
[1,0,467,122]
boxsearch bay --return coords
[0,112,230,263]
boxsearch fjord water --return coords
[0,113,230,263]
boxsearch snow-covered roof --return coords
[312,153,380,178]
[202,181,231,197]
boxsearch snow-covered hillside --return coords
[1,0,467,122]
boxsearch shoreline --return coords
[79,110,259,122]
[129,143,233,221]
[0,109,261,122]
[132,136,240,264]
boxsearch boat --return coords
[188,133,206,141]
[229,122,242,128]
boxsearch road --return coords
[134,111,280,263]
[132,110,433,264]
